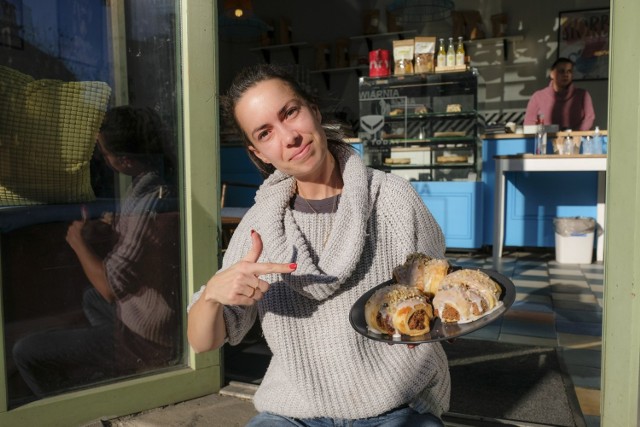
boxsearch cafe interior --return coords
[1,0,638,426]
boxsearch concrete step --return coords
[219,381,258,400]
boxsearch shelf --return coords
[391,145,473,152]
[387,136,478,144]
[377,163,475,170]
[310,65,368,88]
[249,42,309,63]
[384,111,478,121]
[311,65,367,74]
[350,30,417,51]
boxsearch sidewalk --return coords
[101,383,258,427]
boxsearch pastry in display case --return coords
[358,69,480,182]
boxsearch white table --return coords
[493,154,607,263]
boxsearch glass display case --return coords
[358,70,480,182]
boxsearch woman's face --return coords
[235,78,329,180]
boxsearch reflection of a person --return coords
[524,57,595,131]
[12,106,180,398]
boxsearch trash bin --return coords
[553,217,596,264]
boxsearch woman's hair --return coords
[220,63,352,177]
[100,106,166,157]
[99,106,176,179]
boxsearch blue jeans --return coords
[245,406,444,427]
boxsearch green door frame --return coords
[0,1,223,425]
[601,0,640,425]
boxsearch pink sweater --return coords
[524,82,595,130]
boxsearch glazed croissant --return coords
[365,284,434,336]
[432,269,503,324]
[392,253,450,297]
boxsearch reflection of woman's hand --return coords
[203,230,297,306]
[100,212,114,225]
[66,220,87,252]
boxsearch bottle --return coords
[563,130,573,155]
[446,37,455,67]
[593,126,603,154]
[455,36,465,67]
[437,38,446,68]
[534,114,546,155]
[582,136,593,154]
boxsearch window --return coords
[1,0,186,409]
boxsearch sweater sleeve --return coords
[580,90,596,130]
[524,92,541,125]
[187,206,261,346]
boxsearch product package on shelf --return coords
[414,37,436,74]
[392,39,414,75]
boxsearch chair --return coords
[220,181,259,249]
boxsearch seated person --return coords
[12,106,181,398]
[524,57,595,131]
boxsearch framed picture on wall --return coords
[558,8,610,80]
[0,0,24,49]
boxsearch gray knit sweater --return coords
[190,149,450,419]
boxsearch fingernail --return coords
[250,229,255,236]
[289,263,297,270]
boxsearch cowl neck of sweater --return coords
[253,150,383,300]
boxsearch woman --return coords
[187,64,450,426]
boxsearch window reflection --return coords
[0,0,183,408]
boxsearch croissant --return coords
[432,269,502,323]
[365,284,434,336]
[392,253,450,297]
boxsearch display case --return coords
[358,70,480,182]
[357,70,483,249]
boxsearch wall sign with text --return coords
[558,8,610,80]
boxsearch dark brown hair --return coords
[220,63,352,177]
[99,105,176,180]
[551,57,574,70]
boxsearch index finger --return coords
[248,262,297,277]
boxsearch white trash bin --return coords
[553,217,596,264]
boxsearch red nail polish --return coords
[289,263,297,270]
[251,229,255,236]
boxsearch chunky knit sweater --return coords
[190,149,450,419]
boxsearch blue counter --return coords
[411,181,483,249]
[482,134,605,248]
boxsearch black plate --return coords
[349,268,516,344]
